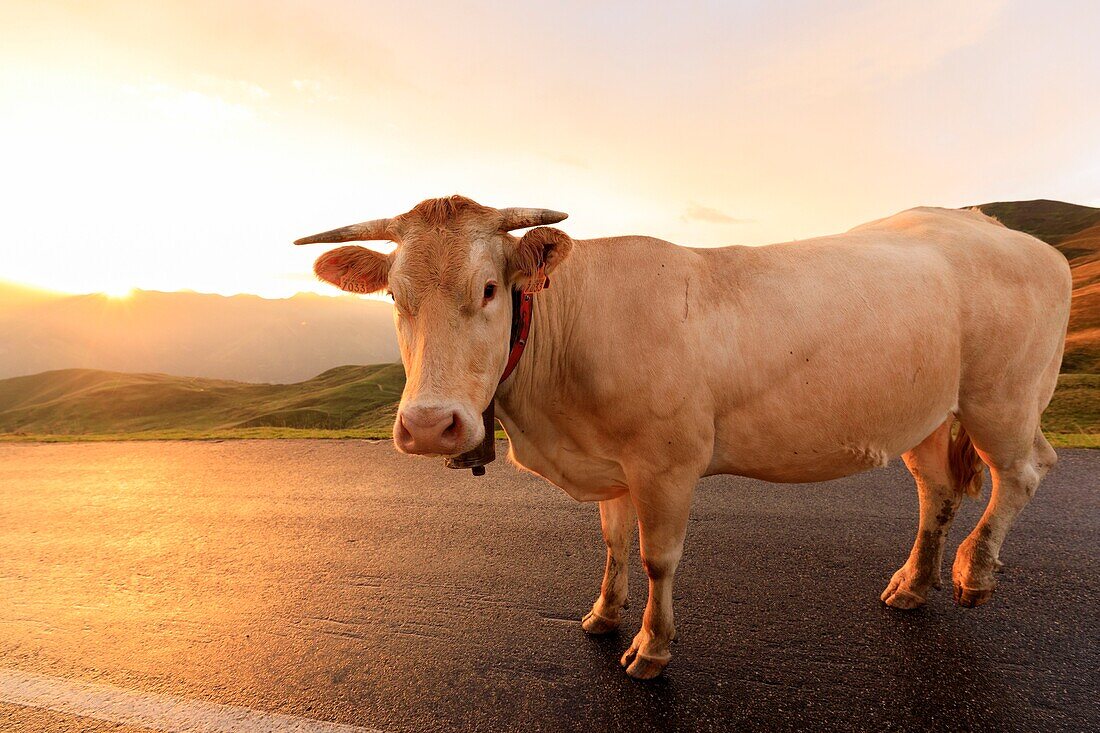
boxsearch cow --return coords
[295,195,1071,679]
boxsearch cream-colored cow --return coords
[296,195,1071,679]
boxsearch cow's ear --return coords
[314,245,390,294]
[509,226,573,289]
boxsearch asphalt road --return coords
[0,440,1096,733]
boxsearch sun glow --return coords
[103,286,135,300]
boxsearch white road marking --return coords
[0,668,384,733]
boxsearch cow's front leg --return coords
[620,473,694,679]
[582,493,636,634]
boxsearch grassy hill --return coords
[974,199,1100,250]
[1042,374,1100,441]
[0,365,404,440]
[1060,223,1100,373]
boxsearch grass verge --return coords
[0,428,1094,448]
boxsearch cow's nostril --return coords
[441,414,459,440]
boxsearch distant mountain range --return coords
[0,199,1096,385]
[0,288,399,383]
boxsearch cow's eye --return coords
[482,282,497,302]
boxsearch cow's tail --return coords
[948,422,984,498]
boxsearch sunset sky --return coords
[1,0,1099,298]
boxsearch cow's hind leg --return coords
[582,493,635,634]
[952,426,1056,606]
[882,419,963,609]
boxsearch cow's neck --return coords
[494,253,586,426]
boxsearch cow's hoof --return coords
[582,610,620,635]
[624,654,668,680]
[953,581,994,608]
[620,632,672,680]
[880,568,929,610]
[621,645,670,680]
[952,532,999,600]
[882,586,926,610]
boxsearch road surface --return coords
[0,441,1096,732]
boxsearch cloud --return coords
[195,75,271,103]
[291,79,339,102]
[547,152,590,170]
[119,81,257,127]
[682,203,751,225]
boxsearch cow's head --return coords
[295,195,572,456]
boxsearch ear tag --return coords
[525,267,549,294]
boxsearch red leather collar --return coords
[498,271,546,384]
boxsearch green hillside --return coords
[1042,373,1100,439]
[0,365,404,439]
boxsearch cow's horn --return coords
[294,218,391,245]
[499,208,568,231]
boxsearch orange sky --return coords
[1,0,1098,298]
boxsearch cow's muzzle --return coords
[394,403,479,456]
